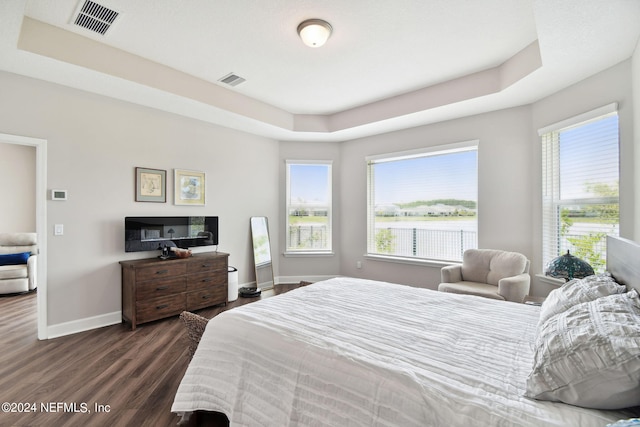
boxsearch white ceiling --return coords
[0,0,639,141]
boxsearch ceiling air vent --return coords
[72,0,119,36]
[218,73,246,87]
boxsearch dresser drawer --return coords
[187,271,226,291]
[135,263,187,282]
[136,276,186,300]
[136,294,186,324]
[187,287,227,311]
[187,256,226,274]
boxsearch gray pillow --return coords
[538,273,626,325]
[526,290,640,409]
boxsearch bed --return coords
[172,236,640,426]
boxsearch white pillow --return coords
[538,273,626,325]
[526,290,640,409]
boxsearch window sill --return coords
[284,251,334,257]
[364,254,456,268]
[535,274,565,287]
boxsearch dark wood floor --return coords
[0,284,302,427]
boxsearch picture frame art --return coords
[135,167,166,203]
[174,169,206,206]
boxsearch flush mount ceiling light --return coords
[297,19,333,48]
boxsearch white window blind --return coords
[285,160,332,253]
[541,107,619,273]
[366,141,478,262]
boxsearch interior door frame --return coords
[1,133,48,340]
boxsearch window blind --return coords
[541,110,619,272]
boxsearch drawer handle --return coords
[201,264,212,268]
[156,286,169,291]
[156,270,169,275]
[201,278,212,283]
[201,295,210,299]
[156,304,169,310]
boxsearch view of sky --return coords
[373,150,477,205]
[559,114,619,200]
[289,163,330,204]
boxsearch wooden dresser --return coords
[120,252,229,330]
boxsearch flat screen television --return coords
[125,216,218,252]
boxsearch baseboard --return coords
[276,275,338,285]
[47,311,122,339]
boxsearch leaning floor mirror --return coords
[250,216,274,290]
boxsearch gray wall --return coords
[0,49,637,335]
[0,142,35,232]
[278,59,637,297]
[0,71,279,328]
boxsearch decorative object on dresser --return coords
[120,252,228,330]
[544,250,594,281]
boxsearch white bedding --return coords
[172,277,635,426]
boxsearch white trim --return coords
[47,311,121,339]
[537,103,618,135]
[283,251,334,257]
[364,253,454,268]
[0,133,48,340]
[285,159,334,166]
[535,273,565,287]
[276,275,339,284]
[365,139,479,163]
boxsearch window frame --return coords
[366,140,479,263]
[540,103,619,272]
[285,159,333,255]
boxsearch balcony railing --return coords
[374,227,477,261]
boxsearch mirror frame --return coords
[250,216,274,290]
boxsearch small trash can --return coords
[228,266,239,302]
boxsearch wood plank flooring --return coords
[0,285,302,427]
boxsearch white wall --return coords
[0,142,36,232]
[0,71,279,330]
[633,38,640,242]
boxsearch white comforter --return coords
[172,277,634,426]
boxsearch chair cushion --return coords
[0,252,30,266]
[438,281,505,300]
[460,249,528,286]
[0,264,28,280]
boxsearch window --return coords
[286,160,332,253]
[367,141,478,262]
[541,104,619,273]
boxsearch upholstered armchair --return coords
[0,232,37,295]
[438,249,530,303]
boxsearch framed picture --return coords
[135,167,166,202]
[174,169,206,206]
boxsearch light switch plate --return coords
[54,224,64,236]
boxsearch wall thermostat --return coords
[51,189,68,200]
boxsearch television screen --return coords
[125,216,218,252]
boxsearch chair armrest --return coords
[498,273,531,303]
[441,264,463,283]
